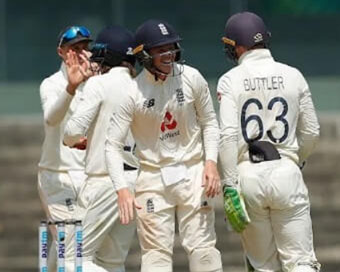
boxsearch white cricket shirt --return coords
[106,64,219,190]
[64,67,139,175]
[38,63,85,171]
[217,49,320,185]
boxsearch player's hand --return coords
[79,50,98,77]
[65,50,94,95]
[223,186,250,233]
[65,50,84,95]
[117,188,142,225]
[72,137,87,150]
[81,50,100,75]
[202,160,221,198]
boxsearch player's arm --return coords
[123,130,139,169]
[105,94,140,225]
[40,51,93,127]
[40,79,74,127]
[218,75,250,232]
[218,76,239,187]
[63,78,102,147]
[296,74,320,164]
[193,72,220,198]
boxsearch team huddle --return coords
[37,11,321,272]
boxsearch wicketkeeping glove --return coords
[223,186,250,233]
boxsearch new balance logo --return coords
[143,98,155,108]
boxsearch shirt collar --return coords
[238,49,273,65]
[142,63,181,85]
[144,68,167,85]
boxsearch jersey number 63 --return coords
[241,96,289,144]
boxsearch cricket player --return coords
[63,25,139,272]
[105,19,223,272]
[218,12,321,272]
[38,25,94,271]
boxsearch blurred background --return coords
[0,0,339,271]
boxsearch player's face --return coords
[58,41,90,63]
[149,43,176,79]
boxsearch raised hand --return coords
[65,50,95,95]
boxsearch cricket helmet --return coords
[222,12,271,62]
[90,25,136,68]
[133,19,182,69]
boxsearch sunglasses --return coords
[58,26,91,47]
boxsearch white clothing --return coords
[63,67,139,272]
[239,159,317,272]
[105,64,222,272]
[136,161,222,272]
[218,49,319,186]
[64,67,139,175]
[65,171,137,271]
[106,64,219,191]
[38,62,87,272]
[217,49,320,271]
[39,63,86,171]
[38,169,86,237]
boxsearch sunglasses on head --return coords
[58,26,91,47]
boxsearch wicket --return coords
[39,220,83,272]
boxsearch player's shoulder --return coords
[274,60,305,79]
[182,63,200,74]
[108,66,134,79]
[40,69,65,92]
[88,67,132,85]
[83,74,103,89]
[41,68,62,82]
[222,62,244,78]
[217,64,243,90]
[181,63,204,78]
[106,67,139,95]
[217,66,239,95]
[180,63,207,87]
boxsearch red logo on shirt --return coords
[161,111,177,132]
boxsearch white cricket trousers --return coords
[135,160,223,272]
[38,169,87,272]
[238,158,320,272]
[65,170,137,272]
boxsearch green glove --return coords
[223,186,250,233]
